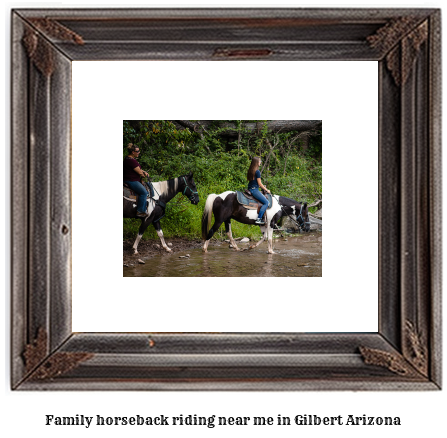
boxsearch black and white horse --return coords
[123,172,199,254]
[201,191,310,254]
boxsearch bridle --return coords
[272,195,310,232]
[150,176,198,223]
[296,203,311,231]
[182,176,199,203]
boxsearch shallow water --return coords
[123,232,322,277]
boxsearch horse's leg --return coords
[202,219,224,253]
[249,225,267,250]
[202,239,211,253]
[266,225,277,254]
[132,233,143,254]
[152,220,171,252]
[225,220,239,251]
[249,233,266,250]
[132,218,152,255]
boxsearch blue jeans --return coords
[125,180,148,213]
[249,188,269,219]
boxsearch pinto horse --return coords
[124,172,199,254]
[201,191,310,254]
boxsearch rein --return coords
[142,178,165,223]
[296,204,311,230]
[150,182,165,223]
[272,194,310,232]
[152,176,197,223]
[263,174,309,231]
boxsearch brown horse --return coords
[201,191,310,254]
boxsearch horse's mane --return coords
[151,176,177,184]
[151,177,178,199]
[151,174,193,199]
[152,174,190,185]
[278,196,306,207]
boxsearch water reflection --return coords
[124,233,322,277]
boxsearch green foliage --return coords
[306,129,322,160]
[123,121,322,241]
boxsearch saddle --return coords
[123,182,166,212]
[123,181,153,202]
[236,190,273,215]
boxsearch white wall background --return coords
[2,2,445,438]
[72,60,378,333]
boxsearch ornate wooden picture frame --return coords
[11,8,441,390]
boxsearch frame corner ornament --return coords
[359,346,424,380]
[404,320,428,377]
[23,327,49,373]
[22,17,84,76]
[27,352,94,381]
[367,17,429,86]
[23,328,94,382]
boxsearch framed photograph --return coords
[11,8,441,390]
[120,119,323,277]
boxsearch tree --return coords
[174,120,321,137]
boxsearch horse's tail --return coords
[202,194,217,240]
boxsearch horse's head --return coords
[297,202,311,232]
[181,171,200,205]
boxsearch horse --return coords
[123,171,199,254]
[201,191,310,254]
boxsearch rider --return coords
[247,156,271,225]
[123,143,153,218]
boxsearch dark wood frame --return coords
[11,8,441,390]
